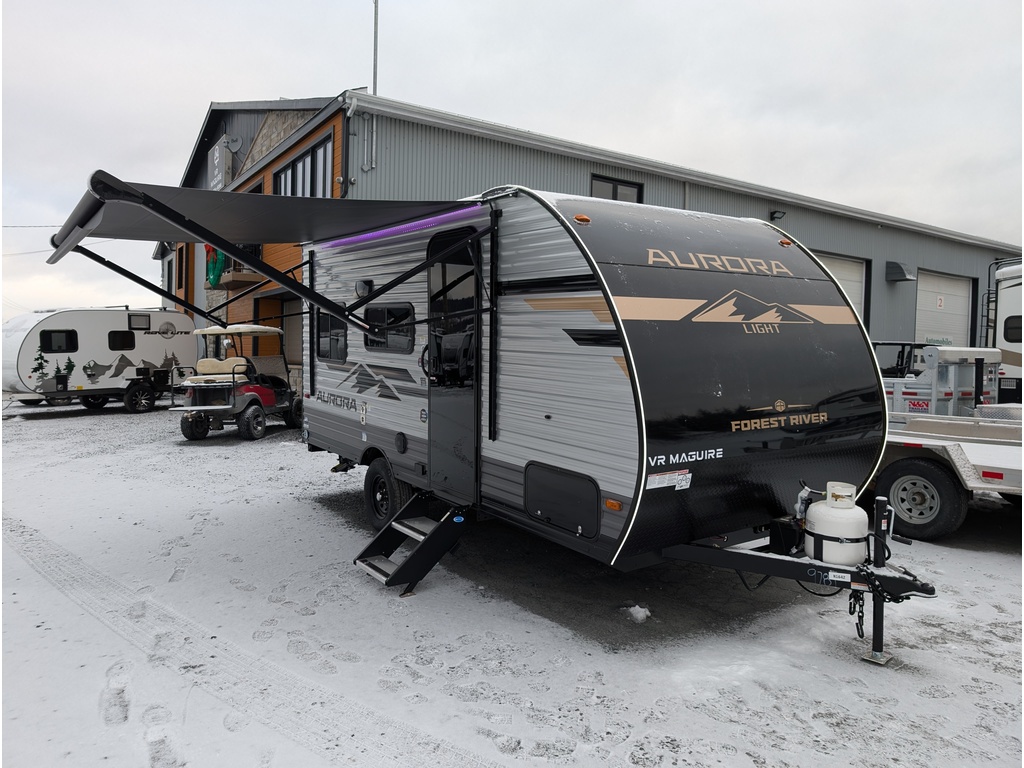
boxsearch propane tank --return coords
[804,482,868,566]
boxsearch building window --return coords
[274,136,333,198]
[175,245,187,290]
[591,175,642,203]
[108,331,136,351]
[40,330,78,354]
[364,304,415,353]
[317,308,347,361]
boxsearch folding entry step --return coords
[354,491,469,596]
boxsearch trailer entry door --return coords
[426,228,480,505]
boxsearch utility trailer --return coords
[872,342,1022,539]
[1,306,197,411]
[47,171,937,662]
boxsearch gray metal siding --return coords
[344,111,1010,345]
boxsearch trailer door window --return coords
[363,304,415,353]
[108,330,136,351]
[40,330,78,353]
[317,309,347,361]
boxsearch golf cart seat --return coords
[185,356,252,384]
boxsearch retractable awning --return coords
[49,170,477,263]
[47,170,488,334]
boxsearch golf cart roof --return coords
[194,324,284,337]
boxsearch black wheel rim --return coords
[372,476,390,521]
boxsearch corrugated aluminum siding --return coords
[347,113,1012,343]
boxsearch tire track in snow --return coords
[3,515,503,768]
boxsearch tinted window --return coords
[40,330,78,353]
[317,309,347,361]
[108,330,136,351]
[364,304,415,353]
[1004,315,1022,344]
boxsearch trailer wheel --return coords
[45,396,72,407]
[80,395,109,410]
[180,414,210,441]
[875,459,968,540]
[238,404,267,440]
[282,397,303,429]
[123,382,156,413]
[364,457,412,531]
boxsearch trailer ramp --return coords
[354,492,468,596]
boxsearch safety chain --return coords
[855,564,910,604]
[848,591,865,639]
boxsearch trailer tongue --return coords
[48,171,937,663]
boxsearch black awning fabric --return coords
[49,170,478,262]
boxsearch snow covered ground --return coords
[2,398,1021,767]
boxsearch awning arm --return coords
[344,224,496,317]
[207,258,310,316]
[71,243,227,327]
[85,172,371,333]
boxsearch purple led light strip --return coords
[324,204,483,249]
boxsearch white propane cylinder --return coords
[804,482,868,566]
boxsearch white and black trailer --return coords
[2,306,197,411]
[48,171,937,661]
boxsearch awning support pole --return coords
[72,244,226,327]
[88,174,371,333]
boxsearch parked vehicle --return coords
[172,324,301,440]
[991,262,1021,403]
[46,172,938,659]
[872,341,1022,539]
[1,307,197,411]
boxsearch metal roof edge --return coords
[341,90,1022,255]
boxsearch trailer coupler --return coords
[662,496,936,665]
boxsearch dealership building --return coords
[160,89,1021,370]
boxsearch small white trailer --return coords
[872,342,1022,538]
[2,307,198,411]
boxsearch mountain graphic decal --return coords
[341,363,401,400]
[691,290,815,324]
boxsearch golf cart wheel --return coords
[364,457,413,531]
[80,395,109,410]
[238,404,267,440]
[875,458,968,540]
[123,382,156,413]
[180,414,210,441]
[282,397,303,428]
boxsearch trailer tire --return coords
[123,382,156,413]
[238,404,267,441]
[875,459,968,540]
[364,458,412,531]
[180,414,210,441]
[80,395,109,410]
[282,397,302,429]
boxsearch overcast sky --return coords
[2,0,1021,321]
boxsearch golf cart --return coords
[172,324,301,440]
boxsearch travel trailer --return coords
[48,171,937,660]
[992,262,1021,403]
[2,307,197,411]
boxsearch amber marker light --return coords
[604,498,623,512]
[573,214,591,225]
[779,238,794,247]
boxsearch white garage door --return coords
[916,271,972,346]
[817,254,865,319]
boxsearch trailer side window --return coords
[363,304,415,353]
[108,330,136,351]
[39,330,78,354]
[1004,315,1022,344]
[317,309,347,361]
